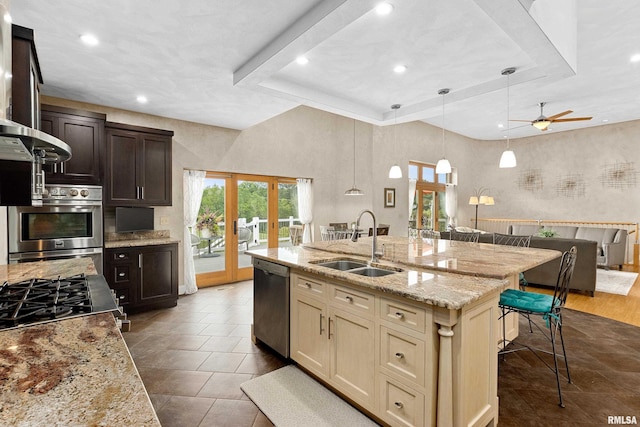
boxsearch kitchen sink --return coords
[347,266,398,277]
[313,259,368,271]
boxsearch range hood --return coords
[0,118,71,163]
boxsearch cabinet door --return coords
[139,133,172,205]
[138,244,178,307]
[329,307,376,407]
[45,113,105,185]
[105,128,139,204]
[290,293,330,379]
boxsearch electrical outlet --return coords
[160,216,169,225]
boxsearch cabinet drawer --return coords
[380,326,425,387]
[112,265,132,284]
[292,274,325,298]
[380,298,427,333]
[110,251,133,262]
[329,284,374,316]
[112,286,132,307]
[379,374,425,427]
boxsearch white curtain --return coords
[296,178,313,243]
[182,170,206,295]
[445,184,458,229]
[408,178,417,222]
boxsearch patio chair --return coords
[238,227,252,251]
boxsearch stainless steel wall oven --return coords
[8,184,103,273]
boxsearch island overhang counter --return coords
[247,236,561,427]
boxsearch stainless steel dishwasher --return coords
[252,258,290,358]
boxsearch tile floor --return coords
[123,281,284,427]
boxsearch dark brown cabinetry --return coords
[105,122,173,206]
[41,105,106,185]
[104,243,178,313]
[11,24,42,127]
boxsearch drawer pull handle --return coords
[306,282,312,288]
[395,312,405,319]
[395,352,405,359]
[394,401,404,409]
[118,273,125,277]
[119,295,125,300]
[118,254,125,259]
[345,295,353,303]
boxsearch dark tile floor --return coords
[125,281,640,426]
[124,281,284,427]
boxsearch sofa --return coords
[510,224,627,270]
[440,226,598,296]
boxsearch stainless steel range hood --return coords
[0,118,71,163]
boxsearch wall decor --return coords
[384,188,395,208]
[518,168,543,192]
[600,161,637,189]
[556,173,585,198]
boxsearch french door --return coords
[195,172,297,287]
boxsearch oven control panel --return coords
[44,184,102,202]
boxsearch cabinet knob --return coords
[118,273,125,277]
[395,352,405,359]
[118,254,125,259]
[305,282,312,288]
[395,312,405,319]
[345,295,353,303]
[394,401,404,409]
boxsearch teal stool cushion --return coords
[500,289,554,313]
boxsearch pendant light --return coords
[435,88,452,174]
[499,67,517,168]
[388,104,403,179]
[345,118,364,196]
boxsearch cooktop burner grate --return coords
[0,274,92,328]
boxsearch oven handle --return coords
[9,247,103,262]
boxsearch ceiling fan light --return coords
[532,119,551,130]
[435,158,451,174]
[499,150,517,168]
[389,164,403,179]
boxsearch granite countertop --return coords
[0,312,160,426]
[105,237,180,248]
[247,236,561,310]
[0,258,97,283]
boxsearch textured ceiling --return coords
[9,0,640,140]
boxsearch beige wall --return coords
[18,96,640,288]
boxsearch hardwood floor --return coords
[531,264,640,327]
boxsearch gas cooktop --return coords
[0,274,119,330]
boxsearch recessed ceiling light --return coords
[136,95,148,104]
[630,54,640,63]
[375,2,394,15]
[497,123,504,128]
[393,64,407,74]
[80,34,99,46]
[3,13,12,24]
[295,56,309,65]
[602,119,609,122]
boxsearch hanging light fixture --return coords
[388,104,403,179]
[435,88,452,174]
[345,118,364,196]
[499,67,517,168]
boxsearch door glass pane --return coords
[194,177,225,274]
[238,180,268,269]
[278,182,299,247]
[422,191,434,229]
[437,191,447,231]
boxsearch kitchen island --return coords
[0,258,160,426]
[248,236,560,427]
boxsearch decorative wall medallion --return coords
[600,162,637,189]
[518,168,543,192]
[556,173,585,198]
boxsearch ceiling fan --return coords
[510,102,592,131]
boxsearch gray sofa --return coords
[510,224,627,270]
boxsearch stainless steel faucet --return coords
[351,209,383,263]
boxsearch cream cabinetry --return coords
[290,273,376,408]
